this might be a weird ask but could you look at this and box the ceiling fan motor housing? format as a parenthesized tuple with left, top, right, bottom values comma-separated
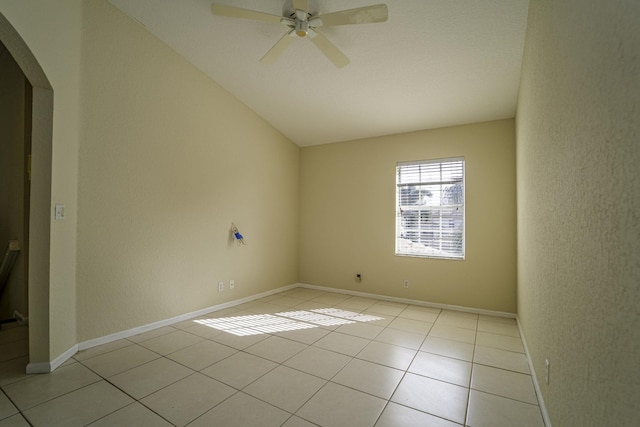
(295, 20, 309, 37)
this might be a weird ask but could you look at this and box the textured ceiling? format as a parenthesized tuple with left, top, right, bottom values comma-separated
(108, 0, 530, 146)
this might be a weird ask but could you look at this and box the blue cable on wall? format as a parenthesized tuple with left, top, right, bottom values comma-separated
(231, 223, 246, 245)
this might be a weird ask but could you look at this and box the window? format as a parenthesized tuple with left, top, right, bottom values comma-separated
(396, 158, 465, 259)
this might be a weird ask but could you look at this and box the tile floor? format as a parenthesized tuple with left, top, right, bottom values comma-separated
(0, 288, 546, 426)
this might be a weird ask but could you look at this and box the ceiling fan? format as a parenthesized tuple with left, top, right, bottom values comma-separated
(211, 0, 388, 68)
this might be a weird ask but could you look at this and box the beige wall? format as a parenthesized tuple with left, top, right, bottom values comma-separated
(0, 0, 82, 362)
(516, 0, 640, 425)
(300, 120, 517, 312)
(0, 42, 27, 319)
(76, 0, 299, 341)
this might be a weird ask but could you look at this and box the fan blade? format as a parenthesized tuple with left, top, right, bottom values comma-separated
(317, 4, 388, 26)
(308, 30, 349, 68)
(260, 30, 296, 64)
(211, 4, 283, 24)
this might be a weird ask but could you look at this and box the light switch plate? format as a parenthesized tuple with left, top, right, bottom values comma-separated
(55, 204, 65, 220)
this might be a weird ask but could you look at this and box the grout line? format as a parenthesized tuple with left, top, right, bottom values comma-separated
(0, 291, 543, 426)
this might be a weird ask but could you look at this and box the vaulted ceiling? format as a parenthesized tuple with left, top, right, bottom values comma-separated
(108, 0, 530, 146)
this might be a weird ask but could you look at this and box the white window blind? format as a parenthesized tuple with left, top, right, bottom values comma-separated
(396, 158, 465, 259)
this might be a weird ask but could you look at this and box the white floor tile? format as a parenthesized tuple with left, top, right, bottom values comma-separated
(0, 390, 18, 420)
(268, 296, 306, 308)
(477, 319, 520, 337)
(434, 314, 478, 331)
(475, 332, 524, 353)
(79, 344, 160, 378)
(428, 323, 476, 344)
(478, 314, 516, 325)
(201, 351, 277, 389)
(375, 328, 426, 350)
(210, 330, 269, 350)
(281, 415, 319, 427)
(310, 293, 352, 305)
(336, 296, 378, 311)
(408, 352, 472, 387)
(313, 331, 370, 356)
(420, 336, 475, 362)
(466, 390, 545, 427)
(367, 302, 406, 317)
(391, 373, 469, 425)
(0, 356, 28, 388)
(127, 326, 177, 343)
(375, 402, 462, 427)
(356, 340, 418, 370)
(387, 317, 434, 334)
(166, 339, 236, 371)
(88, 402, 173, 426)
(332, 358, 404, 399)
(140, 373, 235, 426)
(244, 365, 326, 412)
(0, 288, 542, 427)
(22, 381, 133, 427)
(297, 382, 387, 427)
(137, 330, 203, 355)
(275, 326, 330, 345)
(335, 322, 384, 340)
(181, 322, 226, 340)
(108, 357, 193, 399)
(471, 364, 537, 404)
(3, 363, 101, 411)
(0, 413, 30, 427)
(473, 346, 530, 374)
(398, 308, 440, 323)
(73, 339, 132, 362)
(284, 346, 352, 379)
(187, 392, 289, 427)
(244, 336, 307, 363)
(440, 310, 478, 320)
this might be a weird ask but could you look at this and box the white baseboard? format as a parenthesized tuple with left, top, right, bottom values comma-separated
(37, 282, 517, 374)
(516, 315, 553, 427)
(77, 283, 299, 351)
(34, 283, 298, 373)
(26, 342, 79, 374)
(298, 283, 516, 318)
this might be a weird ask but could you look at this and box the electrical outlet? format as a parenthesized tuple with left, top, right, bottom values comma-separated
(229, 280, 235, 289)
(545, 359, 550, 384)
(218, 281, 224, 292)
(403, 279, 409, 288)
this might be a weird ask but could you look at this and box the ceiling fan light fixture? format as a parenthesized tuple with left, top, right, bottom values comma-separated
(295, 20, 309, 37)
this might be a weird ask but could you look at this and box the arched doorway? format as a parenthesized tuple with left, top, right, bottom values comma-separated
(0, 11, 53, 370)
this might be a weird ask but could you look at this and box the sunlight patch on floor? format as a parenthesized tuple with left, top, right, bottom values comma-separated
(195, 308, 384, 336)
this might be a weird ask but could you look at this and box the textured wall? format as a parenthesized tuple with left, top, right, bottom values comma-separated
(300, 120, 517, 312)
(516, 0, 640, 425)
(76, 0, 299, 341)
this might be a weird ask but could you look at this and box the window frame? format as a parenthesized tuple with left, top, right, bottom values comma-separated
(395, 157, 466, 260)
